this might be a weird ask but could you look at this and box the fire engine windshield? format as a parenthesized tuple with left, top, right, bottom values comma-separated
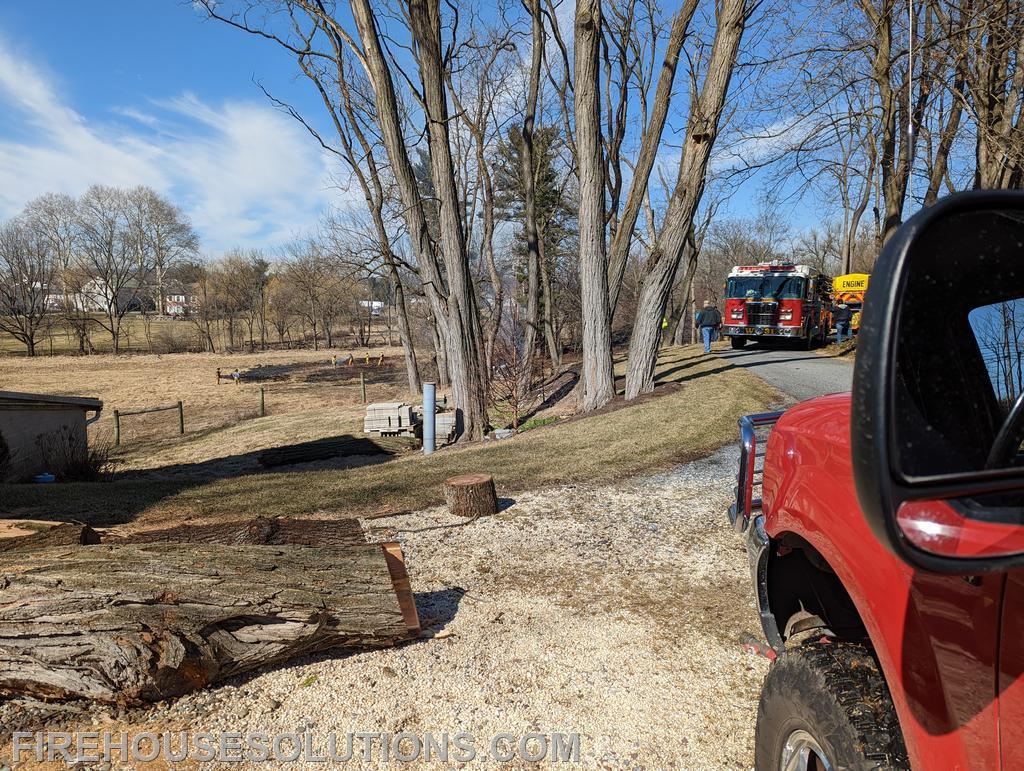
(726, 275, 806, 300)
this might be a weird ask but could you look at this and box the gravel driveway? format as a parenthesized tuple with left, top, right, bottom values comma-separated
(35, 448, 765, 769)
(716, 345, 853, 403)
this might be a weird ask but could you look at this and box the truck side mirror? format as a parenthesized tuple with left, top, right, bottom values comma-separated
(852, 191, 1024, 573)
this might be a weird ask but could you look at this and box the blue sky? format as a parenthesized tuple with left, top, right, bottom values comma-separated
(0, 1, 806, 257)
(0, 1, 341, 253)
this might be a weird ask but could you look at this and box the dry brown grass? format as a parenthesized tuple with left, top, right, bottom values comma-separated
(0, 343, 781, 530)
(0, 345, 414, 472)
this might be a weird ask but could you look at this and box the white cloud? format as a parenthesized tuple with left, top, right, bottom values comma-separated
(710, 118, 813, 174)
(0, 40, 341, 253)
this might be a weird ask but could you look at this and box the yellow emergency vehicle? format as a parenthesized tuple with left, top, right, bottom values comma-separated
(832, 273, 870, 330)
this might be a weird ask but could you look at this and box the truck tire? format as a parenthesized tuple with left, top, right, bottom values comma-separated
(755, 641, 909, 770)
(730, 336, 747, 349)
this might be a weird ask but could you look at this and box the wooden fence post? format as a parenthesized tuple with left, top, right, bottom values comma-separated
(177, 401, 184, 435)
(114, 410, 120, 447)
(259, 387, 266, 417)
(216, 368, 221, 385)
(360, 372, 367, 404)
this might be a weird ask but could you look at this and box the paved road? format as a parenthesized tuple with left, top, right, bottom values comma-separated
(716, 343, 854, 403)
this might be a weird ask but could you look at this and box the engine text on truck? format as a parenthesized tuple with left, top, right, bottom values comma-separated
(722, 262, 832, 349)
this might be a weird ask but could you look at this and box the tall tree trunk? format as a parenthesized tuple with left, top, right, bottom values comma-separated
(390, 265, 421, 394)
(408, 0, 489, 439)
(349, 0, 484, 437)
(671, 256, 696, 346)
(575, 0, 616, 410)
(519, 0, 545, 392)
(607, 0, 699, 314)
(539, 233, 560, 368)
(624, 0, 749, 399)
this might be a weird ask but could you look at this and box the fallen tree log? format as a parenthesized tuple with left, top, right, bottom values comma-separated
(4, 522, 102, 551)
(0, 541, 419, 704)
(117, 516, 366, 547)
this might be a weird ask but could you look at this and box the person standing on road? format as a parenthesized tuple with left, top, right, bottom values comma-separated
(696, 300, 722, 354)
(833, 302, 853, 344)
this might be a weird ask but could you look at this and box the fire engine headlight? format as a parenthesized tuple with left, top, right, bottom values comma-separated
(730, 309, 743, 319)
(779, 309, 793, 321)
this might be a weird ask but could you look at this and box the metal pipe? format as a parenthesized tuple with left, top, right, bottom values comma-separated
(360, 372, 367, 403)
(422, 382, 436, 455)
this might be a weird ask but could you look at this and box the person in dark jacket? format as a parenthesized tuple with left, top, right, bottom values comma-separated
(833, 302, 853, 343)
(696, 300, 722, 353)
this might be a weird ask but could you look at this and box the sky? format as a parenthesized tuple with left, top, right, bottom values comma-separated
(0, 1, 806, 259)
(0, 1, 340, 253)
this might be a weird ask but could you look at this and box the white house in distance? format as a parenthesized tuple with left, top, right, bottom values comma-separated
(163, 281, 196, 316)
(359, 300, 385, 317)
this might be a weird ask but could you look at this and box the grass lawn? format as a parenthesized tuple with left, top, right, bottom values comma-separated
(0, 345, 780, 529)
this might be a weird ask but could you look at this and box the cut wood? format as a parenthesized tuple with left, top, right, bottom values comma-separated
(3, 522, 102, 551)
(443, 473, 498, 518)
(0, 541, 419, 704)
(118, 516, 366, 548)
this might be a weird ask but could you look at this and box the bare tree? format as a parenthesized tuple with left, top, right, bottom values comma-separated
(574, 0, 616, 411)
(74, 185, 153, 354)
(139, 189, 199, 315)
(21, 193, 93, 353)
(0, 219, 55, 356)
(606, 0, 700, 313)
(624, 0, 754, 399)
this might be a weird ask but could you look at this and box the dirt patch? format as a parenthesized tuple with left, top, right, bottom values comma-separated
(0, 520, 52, 539)
(0, 447, 769, 769)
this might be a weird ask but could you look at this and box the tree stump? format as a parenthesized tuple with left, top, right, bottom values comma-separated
(443, 473, 498, 518)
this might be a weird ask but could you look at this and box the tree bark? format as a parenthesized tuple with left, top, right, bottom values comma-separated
(407, 0, 490, 439)
(117, 516, 367, 548)
(347, 0, 457, 397)
(519, 0, 545, 392)
(442, 473, 498, 518)
(575, 0, 616, 411)
(0, 541, 418, 704)
(624, 0, 749, 399)
(539, 234, 561, 368)
(607, 0, 699, 314)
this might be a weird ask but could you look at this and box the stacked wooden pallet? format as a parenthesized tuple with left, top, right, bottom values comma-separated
(364, 402, 416, 436)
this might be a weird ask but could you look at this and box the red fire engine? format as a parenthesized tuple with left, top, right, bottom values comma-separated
(722, 262, 832, 349)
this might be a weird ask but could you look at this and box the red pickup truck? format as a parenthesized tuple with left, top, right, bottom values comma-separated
(730, 191, 1024, 770)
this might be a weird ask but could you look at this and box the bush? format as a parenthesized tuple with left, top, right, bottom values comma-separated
(35, 426, 118, 482)
(153, 326, 202, 354)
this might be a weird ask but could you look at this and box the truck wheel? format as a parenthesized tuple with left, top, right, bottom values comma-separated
(755, 642, 908, 770)
(730, 336, 747, 349)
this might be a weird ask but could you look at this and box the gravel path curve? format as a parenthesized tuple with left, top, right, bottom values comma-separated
(716, 345, 853, 403)
(39, 448, 764, 770)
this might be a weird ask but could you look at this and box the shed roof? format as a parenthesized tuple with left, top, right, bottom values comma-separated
(0, 390, 103, 411)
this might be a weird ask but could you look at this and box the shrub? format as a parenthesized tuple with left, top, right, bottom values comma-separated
(35, 426, 119, 482)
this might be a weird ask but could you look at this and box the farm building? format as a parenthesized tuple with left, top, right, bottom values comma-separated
(0, 391, 103, 482)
